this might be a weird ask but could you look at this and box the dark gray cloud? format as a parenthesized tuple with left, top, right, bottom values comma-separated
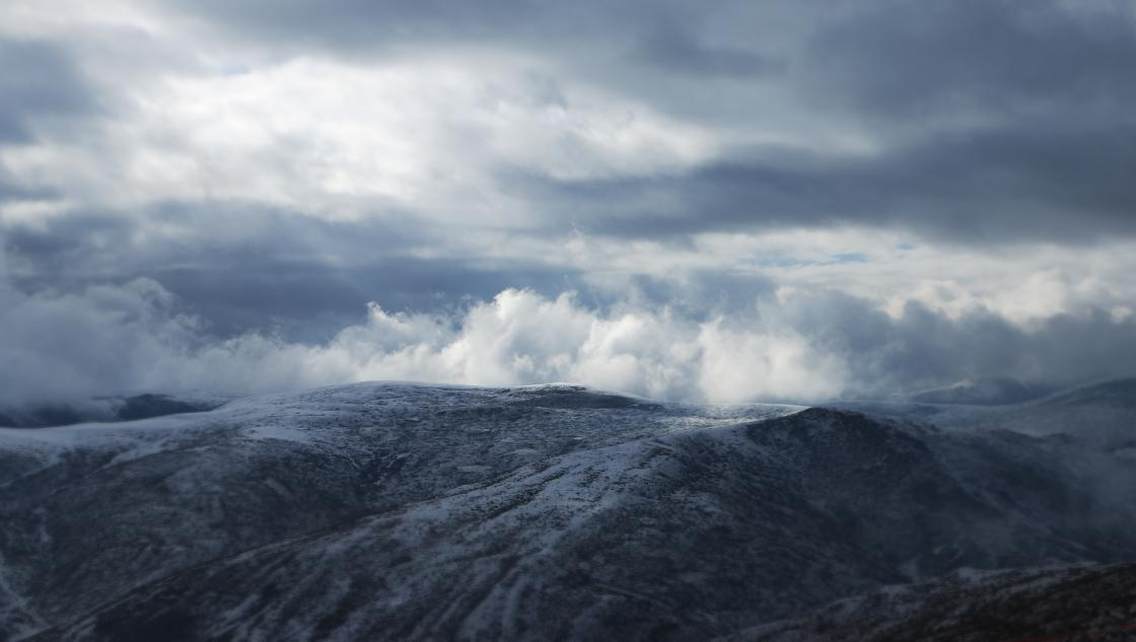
(162, 0, 678, 54)
(765, 289, 1136, 396)
(160, 0, 1136, 245)
(143, 254, 579, 342)
(159, 0, 788, 85)
(0, 38, 96, 143)
(809, 0, 1136, 122)
(0, 165, 58, 208)
(165, 0, 1136, 121)
(3, 204, 581, 341)
(513, 119, 1136, 244)
(613, 270, 778, 319)
(632, 22, 782, 78)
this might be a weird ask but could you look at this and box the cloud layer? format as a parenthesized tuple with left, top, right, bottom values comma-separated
(2, 0, 1135, 403)
(4, 277, 1135, 406)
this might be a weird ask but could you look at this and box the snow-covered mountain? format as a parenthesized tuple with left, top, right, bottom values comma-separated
(2, 382, 1135, 640)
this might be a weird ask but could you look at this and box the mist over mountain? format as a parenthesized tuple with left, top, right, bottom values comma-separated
(907, 377, 1052, 406)
(0, 394, 225, 429)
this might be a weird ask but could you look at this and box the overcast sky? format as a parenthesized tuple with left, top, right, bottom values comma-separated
(2, 0, 1136, 404)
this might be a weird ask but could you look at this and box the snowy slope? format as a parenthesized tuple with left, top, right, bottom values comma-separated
(2, 382, 1135, 640)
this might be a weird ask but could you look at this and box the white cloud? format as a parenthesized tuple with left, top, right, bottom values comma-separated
(289, 289, 845, 403)
(697, 320, 846, 403)
(1, 47, 716, 224)
(4, 272, 1136, 407)
(0, 281, 846, 405)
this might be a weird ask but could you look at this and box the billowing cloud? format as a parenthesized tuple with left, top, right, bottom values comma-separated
(3, 276, 1134, 406)
(0, 279, 838, 404)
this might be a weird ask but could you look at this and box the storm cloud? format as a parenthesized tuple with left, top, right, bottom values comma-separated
(520, 123, 1136, 243)
(1, 0, 1134, 404)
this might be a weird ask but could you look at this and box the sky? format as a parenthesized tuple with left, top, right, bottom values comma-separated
(2, 0, 1136, 405)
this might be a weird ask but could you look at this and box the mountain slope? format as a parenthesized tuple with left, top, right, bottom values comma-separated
(2, 383, 1135, 640)
(987, 379, 1136, 451)
(740, 563, 1136, 642)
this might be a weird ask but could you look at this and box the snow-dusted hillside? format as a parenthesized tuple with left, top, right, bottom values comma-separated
(2, 382, 1135, 641)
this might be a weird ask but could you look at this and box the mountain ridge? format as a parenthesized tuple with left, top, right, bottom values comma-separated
(2, 381, 1135, 640)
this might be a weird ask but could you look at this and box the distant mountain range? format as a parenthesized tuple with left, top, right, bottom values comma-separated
(907, 377, 1053, 406)
(2, 380, 1134, 641)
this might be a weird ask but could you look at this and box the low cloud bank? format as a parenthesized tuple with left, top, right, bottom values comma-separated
(2, 279, 1135, 406)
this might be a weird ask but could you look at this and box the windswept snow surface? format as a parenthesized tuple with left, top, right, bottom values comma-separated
(1, 381, 1135, 640)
